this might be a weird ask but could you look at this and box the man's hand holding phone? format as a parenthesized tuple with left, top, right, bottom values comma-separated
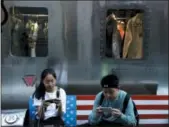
(96, 106, 103, 116)
(111, 108, 122, 117)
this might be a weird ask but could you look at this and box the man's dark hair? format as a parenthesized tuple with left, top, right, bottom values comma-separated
(101, 74, 119, 88)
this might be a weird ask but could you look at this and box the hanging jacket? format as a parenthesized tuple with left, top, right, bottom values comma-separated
(123, 13, 143, 59)
(106, 17, 122, 58)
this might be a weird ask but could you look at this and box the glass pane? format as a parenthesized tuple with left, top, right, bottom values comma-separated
(103, 9, 144, 59)
(10, 7, 48, 57)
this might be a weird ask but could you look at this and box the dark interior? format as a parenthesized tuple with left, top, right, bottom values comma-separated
(10, 7, 48, 57)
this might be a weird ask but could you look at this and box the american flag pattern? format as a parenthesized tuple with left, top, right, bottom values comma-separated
(76, 95, 169, 126)
(63, 95, 77, 127)
(30, 95, 168, 126)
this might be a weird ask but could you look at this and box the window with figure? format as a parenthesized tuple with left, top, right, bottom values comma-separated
(10, 7, 48, 57)
(103, 9, 144, 59)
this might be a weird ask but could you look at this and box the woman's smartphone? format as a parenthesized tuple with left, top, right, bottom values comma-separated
(45, 99, 61, 104)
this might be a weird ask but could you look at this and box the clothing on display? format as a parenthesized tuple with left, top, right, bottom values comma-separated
(123, 13, 143, 59)
(106, 16, 122, 58)
(10, 7, 48, 57)
(105, 10, 143, 59)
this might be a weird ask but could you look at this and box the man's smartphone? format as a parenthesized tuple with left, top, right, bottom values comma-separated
(100, 107, 112, 113)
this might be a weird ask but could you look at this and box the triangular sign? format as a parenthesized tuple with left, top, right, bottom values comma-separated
(23, 75, 36, 87)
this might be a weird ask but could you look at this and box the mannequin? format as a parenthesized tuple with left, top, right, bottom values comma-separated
(106, 13, 122, 58)
(123, 13, 143, 59)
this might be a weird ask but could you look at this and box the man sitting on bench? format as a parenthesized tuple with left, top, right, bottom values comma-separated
(88, 74, 137, 127)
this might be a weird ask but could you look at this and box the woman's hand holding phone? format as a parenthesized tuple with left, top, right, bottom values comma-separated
(43, 101, 51, 107)
(57, 100, 63, 116)
(53, 99, 61, 105)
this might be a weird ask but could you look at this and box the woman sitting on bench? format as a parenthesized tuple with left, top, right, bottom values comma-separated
(33, 68, 66, 127)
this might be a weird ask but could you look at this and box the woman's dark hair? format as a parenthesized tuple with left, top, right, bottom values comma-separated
(33, 68, 57, 99)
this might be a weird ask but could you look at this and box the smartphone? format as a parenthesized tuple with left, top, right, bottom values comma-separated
(100, 107, 112, 112)
(45, 99, 61, 104)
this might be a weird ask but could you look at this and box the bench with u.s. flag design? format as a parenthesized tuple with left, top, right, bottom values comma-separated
(29, 95, 169, 127)
(75, 95, 169, 126)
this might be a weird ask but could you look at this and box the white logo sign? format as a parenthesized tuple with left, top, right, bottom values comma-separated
(5, 114, 18, 124)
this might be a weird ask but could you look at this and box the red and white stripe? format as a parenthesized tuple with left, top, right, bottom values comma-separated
(76, 95, 169, 125)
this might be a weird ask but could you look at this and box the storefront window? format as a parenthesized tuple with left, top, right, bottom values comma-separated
(10, 7, 48, 57)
